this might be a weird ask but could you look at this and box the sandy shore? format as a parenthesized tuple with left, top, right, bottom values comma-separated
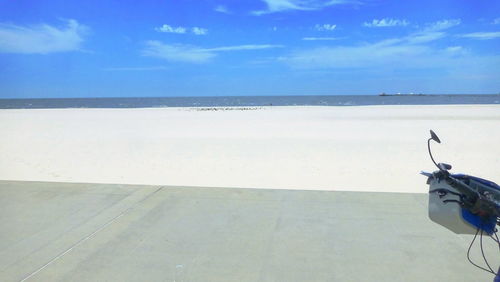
(0, 105, 499, 192)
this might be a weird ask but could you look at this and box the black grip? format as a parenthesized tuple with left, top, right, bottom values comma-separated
(444, 176, 478, 207)
(440, 173, 500, 217)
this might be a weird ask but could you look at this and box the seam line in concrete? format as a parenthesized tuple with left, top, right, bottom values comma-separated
(20, 186, 164, 282)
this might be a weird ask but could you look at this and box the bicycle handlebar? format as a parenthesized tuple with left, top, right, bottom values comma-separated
(433, 170, 500, 218)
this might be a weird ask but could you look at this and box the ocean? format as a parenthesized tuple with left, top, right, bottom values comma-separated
(0, 94, 499, 109)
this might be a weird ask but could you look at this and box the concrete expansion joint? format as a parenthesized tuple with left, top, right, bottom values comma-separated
(19, 185, 165, 282)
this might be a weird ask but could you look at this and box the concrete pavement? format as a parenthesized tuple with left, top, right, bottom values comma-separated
(0, 180, 496, 281)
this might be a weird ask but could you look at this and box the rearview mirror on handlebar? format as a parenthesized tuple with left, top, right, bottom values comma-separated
(430, 130, 441, 143)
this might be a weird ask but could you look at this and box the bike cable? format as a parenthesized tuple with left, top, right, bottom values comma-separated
(467, 228, 497, 275)
(480, 229, 495, 273)
(494, 231, 500, 251)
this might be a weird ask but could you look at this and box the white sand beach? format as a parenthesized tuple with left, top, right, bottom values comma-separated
(1, 105, 500, 281)
(0, 105, 499, 193)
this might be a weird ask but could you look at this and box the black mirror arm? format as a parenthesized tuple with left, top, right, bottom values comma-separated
(427, 138, 440, 169)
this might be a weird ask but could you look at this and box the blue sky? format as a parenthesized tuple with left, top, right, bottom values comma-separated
(0, 0, 499, 98)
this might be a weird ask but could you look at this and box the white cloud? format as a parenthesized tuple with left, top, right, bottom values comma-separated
(314, 24, 336, 31)
(252, 0, 358, 15)
(405, 31, 445, 44)
(142, 41, 282, 63)
(0, 19, 88, 54)
(281, 42, 498, 72)
(155, 24, 208, 35)
(394, 19, 461, 45)
(192, 27, 208, 35)
(425, 19, 461, 31)
(205, 44, 283, 51)
(494, 18, 500, 25)
(279, 43, 500, 88)
(279, 20, 470, 70)
(214, 5, 230, 14)
(280, 44, 430, 69)
(363, 18, 409, 27)
(445, 46, 464, 54)
(254, 0, 312, 14)
(373, 30, 447, 47)
(155, 24, 187, 34)
(103, 66, 169, 71)
(460, 31, 500, 40)
(142, 41, 214, 63)
(303, 37, 341, 41)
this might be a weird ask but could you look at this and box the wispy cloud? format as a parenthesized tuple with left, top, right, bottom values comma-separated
(494, 18, 500, 25)
(142, 42, 214, 63)
(252, 0, 358, 15)
(460, 31, 500, 40)
(363, 18, 409, 27)
(205, 44, 283, 51)
(405, 31, 445, 44)
(103, 66, 169, 71)
(192, 27, 208, 35)
(402, 19, 461, 44)
(280, 44, 429, 69)
(0, 19, 88, 54)
(155, 24, 187, 34)
(424, 19, 461, 31)
(142, 41, 282, 63)
(279, 19, 468, 70)
(214, 5, 231, 14)
(445, 46, 465, 54)
(303, 37, 341, 41)
(155, 24, 208, 35)
(314, 24, 336, 31)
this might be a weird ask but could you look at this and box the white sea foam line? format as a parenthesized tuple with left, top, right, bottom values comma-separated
(20, 187, 163, 282)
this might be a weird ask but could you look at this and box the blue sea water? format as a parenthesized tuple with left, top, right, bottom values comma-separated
(0, 95, 499, 109)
